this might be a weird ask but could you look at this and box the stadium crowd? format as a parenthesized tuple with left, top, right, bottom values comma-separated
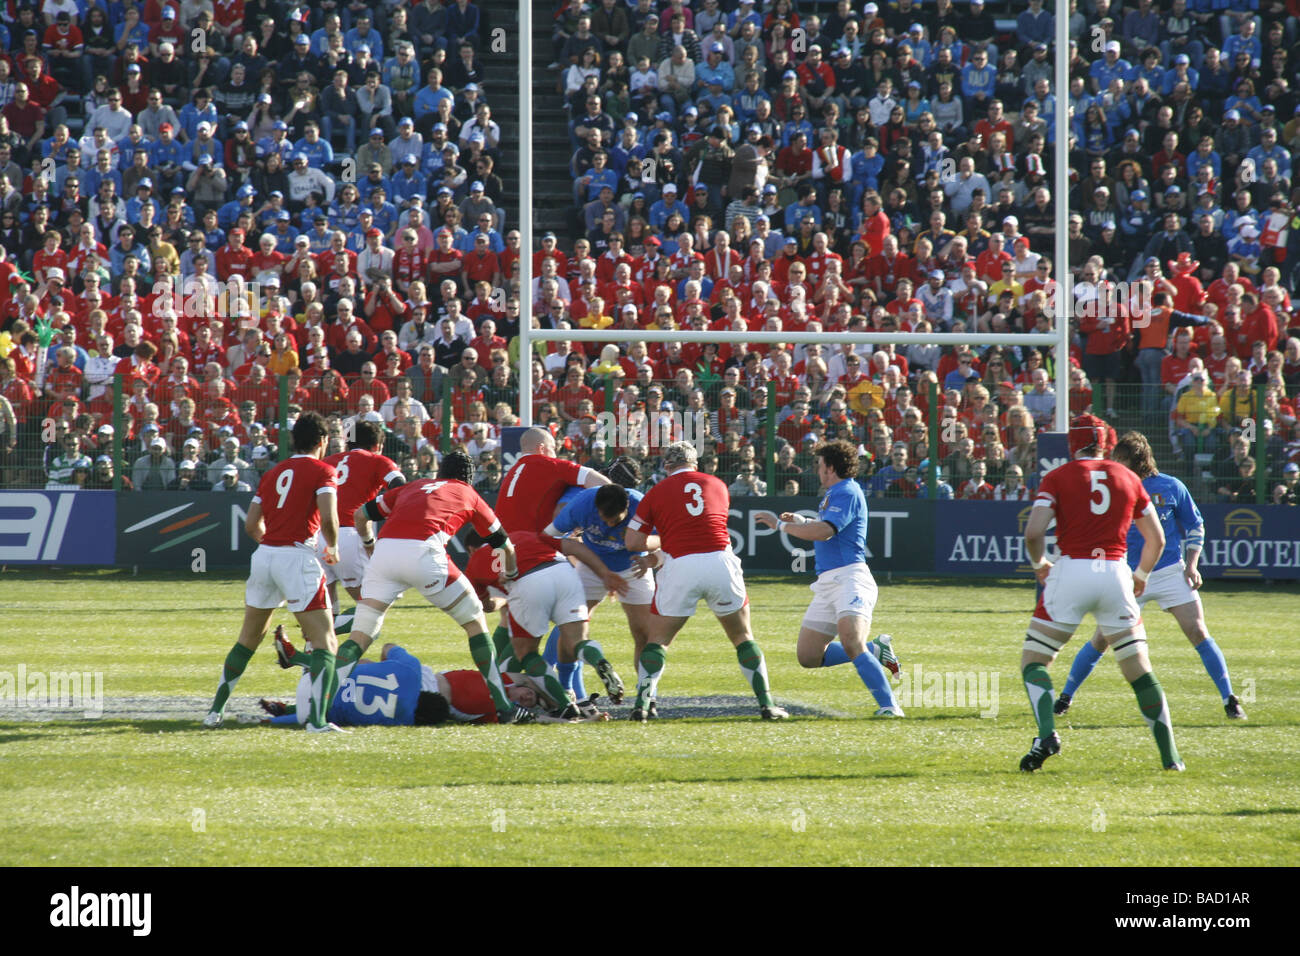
(0, 0, 1298, 507)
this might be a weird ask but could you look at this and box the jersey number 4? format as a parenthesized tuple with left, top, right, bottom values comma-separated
(1089, 471, 1111, 515)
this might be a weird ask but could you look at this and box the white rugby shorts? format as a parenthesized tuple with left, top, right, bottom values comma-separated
(319, 526, 370, 589)
(507, 561, 589, 638)
(802, 563, 879, 634)
(1137, 561, 1201, 611)
(245, 543, 330, 613)
(1036, 556, 1141, 630)
(361, 537, 481, 621)
(576, 560, 656, 605)
(651, 550, 748, 618)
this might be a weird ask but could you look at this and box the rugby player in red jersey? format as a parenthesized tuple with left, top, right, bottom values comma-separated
(204, 412, 342, 731)
(625, 441, 788, 721)
(1018, 415, 1183, 771)
(319, 420, 404, 608)
(345, 451, 528, 723)
(494, 426, 609, 535)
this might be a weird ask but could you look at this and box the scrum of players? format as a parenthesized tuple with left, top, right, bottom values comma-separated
(204, 413, 1242, 770)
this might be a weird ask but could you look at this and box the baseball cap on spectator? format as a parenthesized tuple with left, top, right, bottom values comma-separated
(443, 143, 459, 154)
(366, 227, 382, 237)
(222, 464, 239, 477)
(269, 120, 286, 131)
(784, 235, 798, 246)
(1131, 190, 1147, 201)
(643, 236, 661, 246)
(1262, 104, 1276, 113)
(277, 211, 291, 221)
(663, 183, 678, 193)
(1100, 220, 1116, 230)
(1105, 40, 1120, 53)
(98, 424, 114, 436)
(127, 63, 141, 74)
(269, 190, 284, 199)
(864, 2, 879, 13)
(437, 186, 453, 196)
(292, 152, 308, 163)
(1165, 185, 1182, 195)
(1225, 109, 1241, 120)
(1003, 216, 1018, 226)
(470, 181, 485, 192)
(252, 446, 269, 460)
(94, 454, 112, 466)
(763, 183, 778, 194)
(1284, 462, 1299, 475)
(622, 304, 638, 315)
(464, 83, 479, 92)
(178, 460, 196, 471)
(1145, 256, 1160, 266)
(228, 227, 246, 238)
(162, 6, 175, 18)
(150, 437, 167, 450)
(433, 122, 447, 131)
(542, 231, 557, 240)
(264, 275, 281, 287)
(258, 93, 272, 104)
(399, 117, 414, 127)
(46, 266, 65, 282)
(1125, 128, 1140, 139)
(782, 70, 797, 80)
(356, 44, 371, 54)
(237, 184, 256, 197)
(929, 270, 945, 280)
(683, 105, 698, 116)
(233, 120, 249, 132)
(198, 154, 213, 165)
(710, 42, 724, 52)
(1094, 185, 1109, 195)
(294, 34, 310, 45)
(655, 111, 672, 122)
(370, 128, 384, 138)
(1175, 54, 1190, 64)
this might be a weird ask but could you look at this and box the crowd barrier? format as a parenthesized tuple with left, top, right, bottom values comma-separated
(3, 492, 1296, 580)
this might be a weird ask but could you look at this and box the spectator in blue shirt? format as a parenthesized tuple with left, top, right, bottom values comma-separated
(1089, 42, 1131, 94)
(649, 183, 690, 231)
(343, 12, 385, 60)
(389, 157, 428, 207)
(293, 124, 336, 170)
(1222, 19, 1262, 71)
(960, 48, 996, 116)
(1017, 0, 1053, 49)
(444, 0, 482, 51)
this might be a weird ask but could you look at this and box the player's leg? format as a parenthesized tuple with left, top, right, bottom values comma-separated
(490, 609, 515, 670)
(455, 610, 521, 720)
(1102, 624, 1184, 769)
(511, 631, 571, 710)
(551, 599, 602, 701)
(560, 617, 623, 704)
(717, 604, 785, 719)
(206, 604, 276, 725)
(621, 600, 655, 671)
(1168, 598, 1243, 717)
(1055, 627, 1108, 714)
(633, 612, 686, 719)
(838, 614, 902, 715)
(1018, 619, 1076, 770)
(343, 597, 390, 679)
(295, 606, 340, 731)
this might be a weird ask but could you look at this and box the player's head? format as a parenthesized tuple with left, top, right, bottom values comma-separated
(438, 450, 475, 483)
(353, 420, 383, 451)
(291, 411, 329, 454)
(1068, 414, 1110, 458)
(595, 483, 630, 526)
(520, 426, 556, 457)
(813, 439, 859, 479)
(413, 691, 451, 725)
(1112, 430, 1158, 478)
(662, 440, 698, 472)
(605, 454, 642, 488)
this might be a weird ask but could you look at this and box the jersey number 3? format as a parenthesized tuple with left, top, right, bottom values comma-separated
(1089, 471, 1111, 515)
(684, 482, 705, 516)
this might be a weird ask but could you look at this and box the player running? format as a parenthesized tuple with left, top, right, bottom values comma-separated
(1055, 431, 1245, 719)
(320, 420, 405, 629)
(1019, 414, 1183, 772)
(204, 412, 342, 732)
(625, 440, 789, 721)
(340, 451, 527, 723)
(261, 642, 579, 726)
(756, 439, 904, 716)
(543, 456, 657, 679)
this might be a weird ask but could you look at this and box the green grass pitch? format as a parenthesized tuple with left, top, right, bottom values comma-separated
(1, 569, 1296, 867)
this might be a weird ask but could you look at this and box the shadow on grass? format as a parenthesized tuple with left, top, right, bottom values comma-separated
(1153, 807, 1300, 817)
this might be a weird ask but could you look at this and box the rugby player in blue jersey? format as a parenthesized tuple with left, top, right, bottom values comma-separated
(756, 439, 904, 716)
(535, 457, 653, 705)
(261, 642, 553, 727)
(1055, 431, 1246, 720)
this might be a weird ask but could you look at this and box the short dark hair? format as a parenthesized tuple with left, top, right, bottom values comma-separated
(291, 411, 328, 452)
(354, 420, 383, 450)
(413, 691, 451, 725)
(815, 439, 859, 479)
(595, 483, 630, 518)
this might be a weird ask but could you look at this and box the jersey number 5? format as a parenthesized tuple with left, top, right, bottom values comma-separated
(1089, 471, 1111, 515)
(684, 482, 705, 516)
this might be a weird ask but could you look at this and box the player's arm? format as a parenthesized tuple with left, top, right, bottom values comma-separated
(1131, 503, 1165, 598)
(559, 536, 629, 595)
(245, 499, 265, 543)
(1024, 501, 1055, 583)
(579, 465, 611, 488)
(491, 532, 518, 582)
(318, 488, 339, 562)
(1176, 488, 1206, 590)
(755, 510, 835, 541)
(356, 497, 383, 549)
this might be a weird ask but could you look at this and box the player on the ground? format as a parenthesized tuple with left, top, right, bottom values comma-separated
(1019, 414, 1182, 771)
(204, 411, 342, 731)
(495, 426, 610, 535)
(755, 439, 904, 716)
(624, 440, 789, 721)
(543, 456, 657, 685)
(320, 420, 404, 633)
(261, 642, 586, 726)
(1055, 431, 1245, 719)
(499, 527, 629, 717)
(340, 451, 527, 723)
